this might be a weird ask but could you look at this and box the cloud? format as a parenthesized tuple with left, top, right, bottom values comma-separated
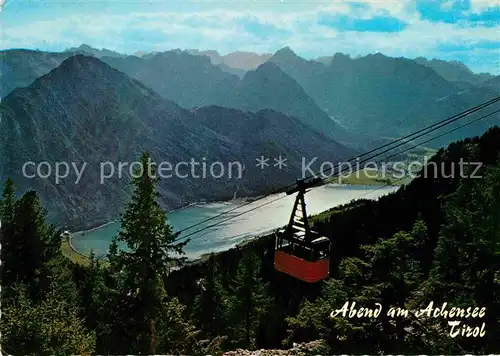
(240, 18, 292, 40)
(348, 2, 371, 11)
(118, 28, 170, 48)
(416, 0, 499, 27)
(470, 0, 500, 12)
(467, 7, 500, 27)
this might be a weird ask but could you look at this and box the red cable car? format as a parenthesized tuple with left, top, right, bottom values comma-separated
(274, 178, 331, 283)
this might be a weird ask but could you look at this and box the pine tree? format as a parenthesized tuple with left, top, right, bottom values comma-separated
(1, 185, 61, 301)
(12, 192, 50, 294)
(228, 251, 270, 349)
(1, 283, 96, 355)
(1, 178, 17, 289)
(422, 164, 500, 354)
(156, 296, 203, 355)
(286, 221, 429, 354)
(0, 178, 16, 224)
(112, 152, 189, 354)
(192, 254, 229, 339)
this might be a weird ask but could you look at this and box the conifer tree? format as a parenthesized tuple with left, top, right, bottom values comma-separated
(192, 253, 229, 339)
(286, 221, 429, 353)
(12, 192, 51, 294)
(156, 296, 204, 355)
(228, 251, 270, 349)
(112, 152, 189, 354)
(1, 178, 17, 288)
(423, 164, 500, 354)
(1, 184, 61, 301)
(1, 283, 96, 355)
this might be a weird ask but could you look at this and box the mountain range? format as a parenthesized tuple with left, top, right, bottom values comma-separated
(3, 45, 498, 143)
(0, 49, 73, 98)
(413, 57, 495, 86)
(0, 55, 354, 229)
(268, 48, 499, 142)
(69, 50, 356, 146)
(64, 44, 127, 59)
(186, 49, 272, 76)
(1, 45, 499, 228)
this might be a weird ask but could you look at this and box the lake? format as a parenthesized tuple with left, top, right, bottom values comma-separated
(71, 184, 399, 260)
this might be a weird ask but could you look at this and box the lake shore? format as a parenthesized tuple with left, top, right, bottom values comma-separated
(65, 195, 266, 261)
(70, 195, 264, 236)
(65, 184, 401, 264)
(69, 177, 404, 238)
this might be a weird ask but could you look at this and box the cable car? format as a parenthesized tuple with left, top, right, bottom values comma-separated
(274, 178, 331, 283)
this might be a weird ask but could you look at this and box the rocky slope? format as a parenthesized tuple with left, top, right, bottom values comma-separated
(413, 57, 494, 85)
(268, 48, 500, 145)
(3, 47, 497, 149)
(0, 49, 72, 98)
(0, 55, 354, 230)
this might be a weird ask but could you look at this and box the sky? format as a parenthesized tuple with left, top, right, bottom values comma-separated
(1, 0, 499, 74)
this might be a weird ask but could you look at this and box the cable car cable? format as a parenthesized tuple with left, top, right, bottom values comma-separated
(304, 102, 500, 189)
(173, 97, 500, 237)
(172, 97, 500, 237)
(173, 101, 500, 242)
(172, 107, 500, 243)
(194, 109, 500, 268)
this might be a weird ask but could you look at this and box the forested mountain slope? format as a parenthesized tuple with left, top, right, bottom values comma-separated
(0, 55, 354, 230)
(166, 126, 500, 354)
(2, 126, 499, 355)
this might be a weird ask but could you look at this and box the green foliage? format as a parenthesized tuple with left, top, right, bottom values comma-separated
(0, 184, 88, 354)
(1, 284, 96, 355)
(106, 152, 194, 354)
(0, 178, 16, 224)
(2, 127, 500, 355)
(112, 152, 188, 276)
(1, 184, 62, 301)
(192, 254, 229, 339)
(287, 160, 500, 354)
(287, 221, 441, 353)
(420, 163, 500, 354)
(1, 178, 17, 288)
(156, 296, 204, 355)
(226, 251, 271, 349)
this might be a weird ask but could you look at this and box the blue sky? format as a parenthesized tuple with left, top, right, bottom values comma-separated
(1, 0, 499, 74)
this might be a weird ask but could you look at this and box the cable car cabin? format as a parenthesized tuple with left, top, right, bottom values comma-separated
(274, 179, 331, 283)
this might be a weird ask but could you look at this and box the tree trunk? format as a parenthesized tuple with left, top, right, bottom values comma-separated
(150, 319, 157, 354)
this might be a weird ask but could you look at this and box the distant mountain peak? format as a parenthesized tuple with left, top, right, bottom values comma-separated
(64, 44, 125, 58)
(255, 61, 280, 71)
(413, 56, 494, 85)
(268, 47, 308, 69)
(332, 52, 351, 60)
(188, 49, 221, 57)
(65, 44, 95, 52)
(416, 57, 473, 73)
(273, 46, 298, 59)
(368, 52, 389, 59)
(151, 50, 213, 66)
(60, 54, 110, 70)
(243, 61, 290, 83)
(329, 52, 352, 66)
(276, 46, 295, 54)
(33, 54, 130, 89)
